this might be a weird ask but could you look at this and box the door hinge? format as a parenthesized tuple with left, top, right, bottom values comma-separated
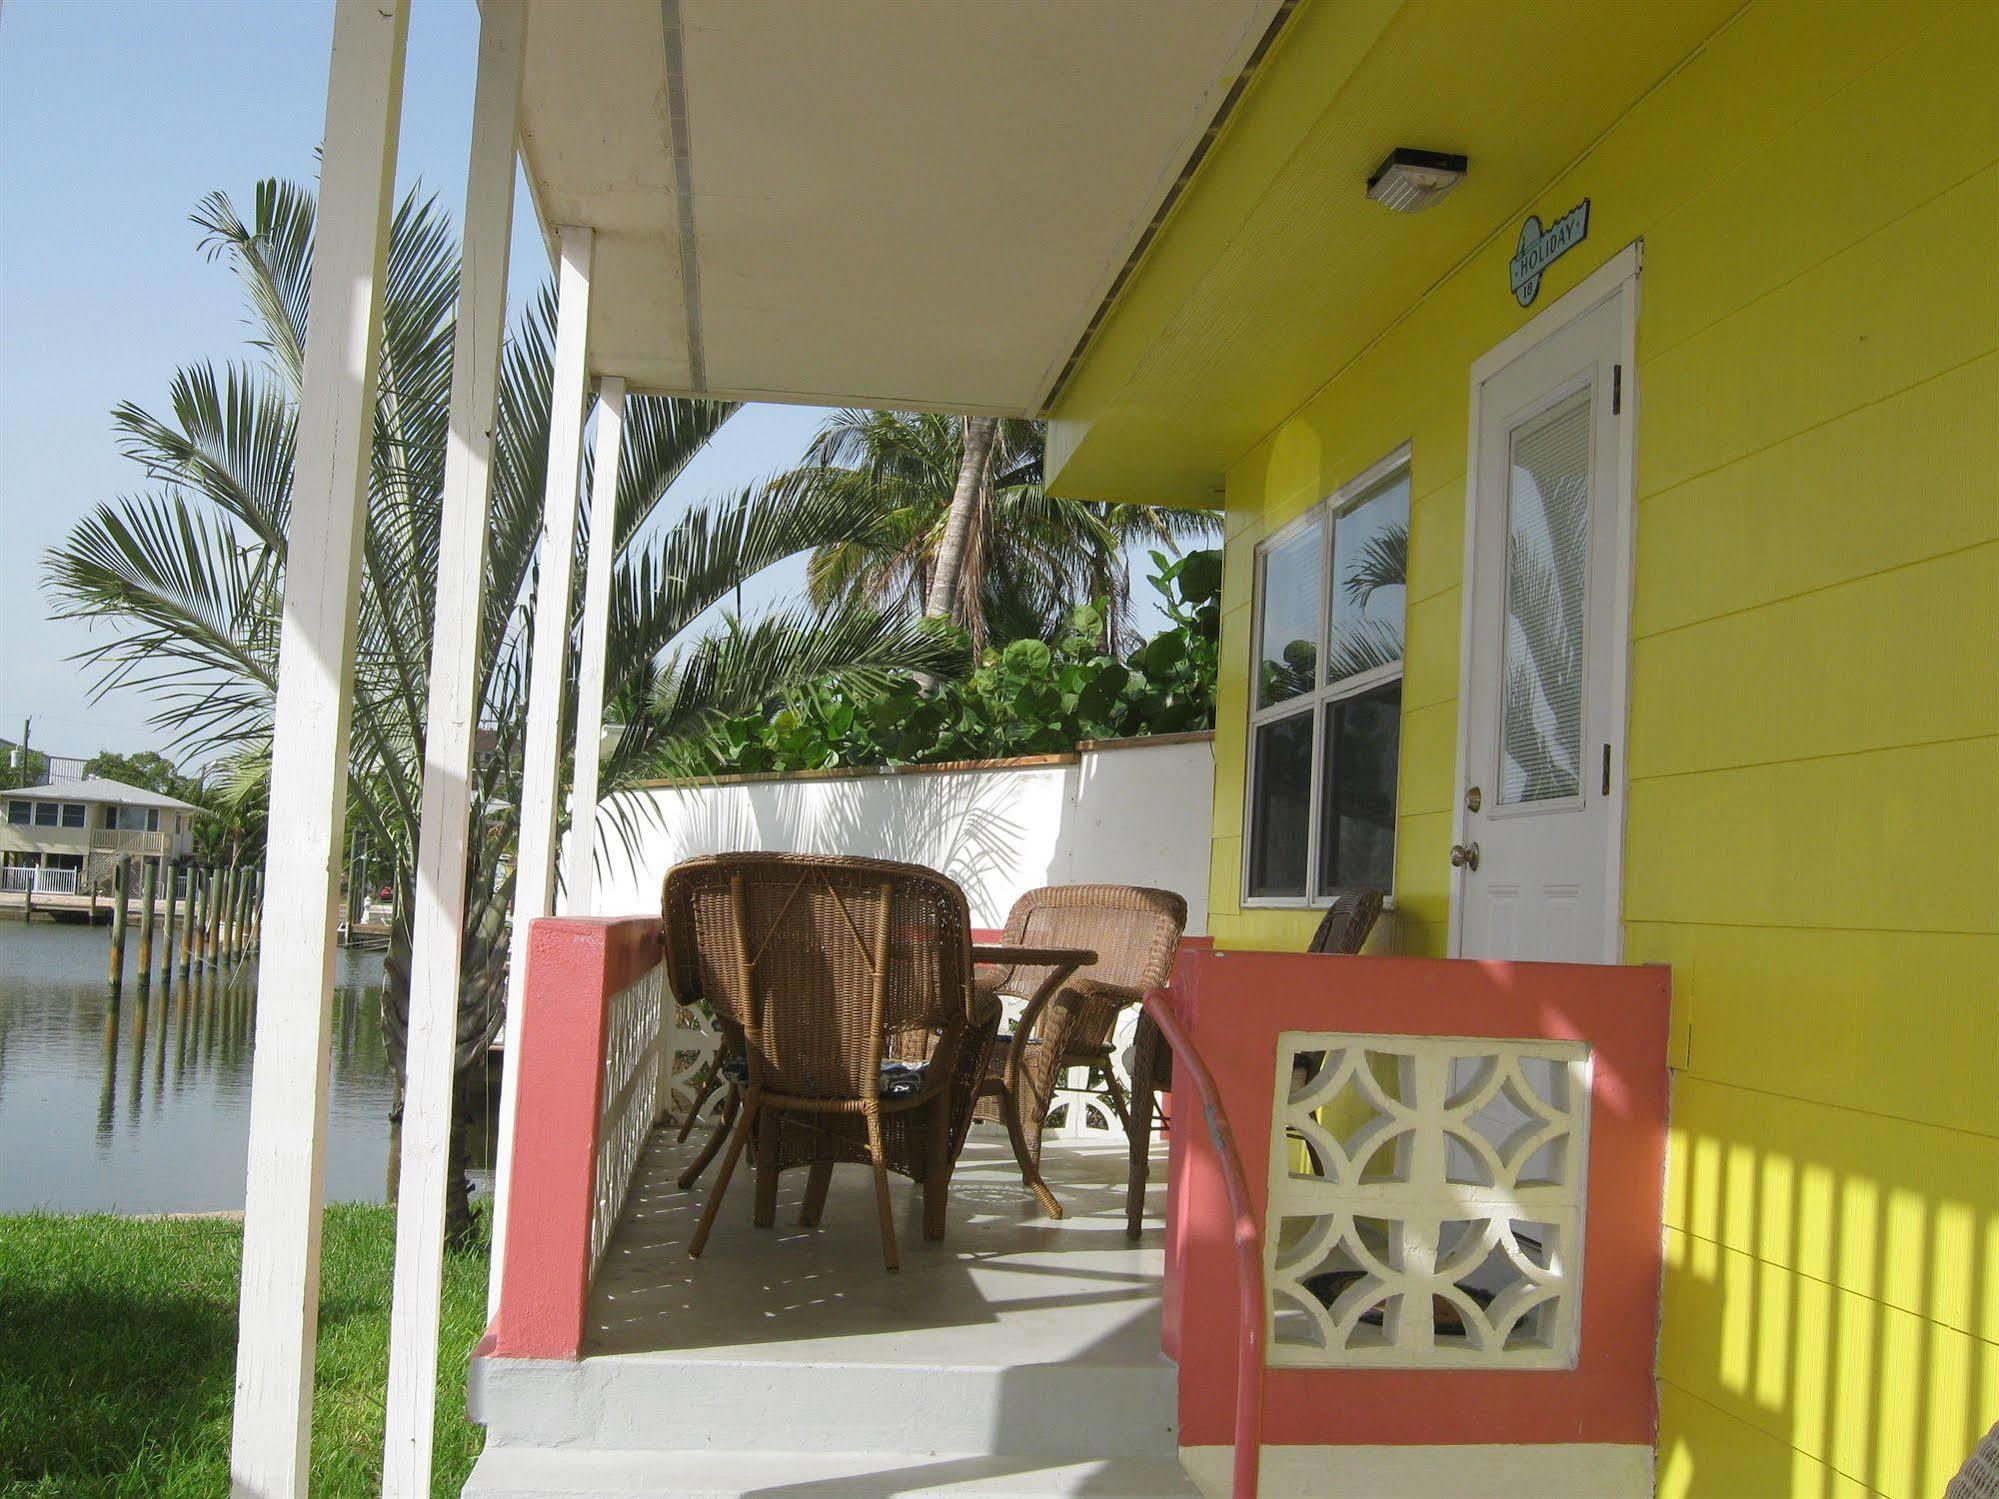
(1611, 364, 1623, 415)
(1602, 743, 1613, 797)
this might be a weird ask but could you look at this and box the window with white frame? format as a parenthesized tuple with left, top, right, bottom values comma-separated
(6, 801, 28, 825)
(60, 803, 86, 828)
(1245, 448, 1409, 904)
(33, 801, 58, 827)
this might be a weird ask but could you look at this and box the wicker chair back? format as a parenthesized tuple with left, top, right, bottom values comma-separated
(664, 852, 976, 1102)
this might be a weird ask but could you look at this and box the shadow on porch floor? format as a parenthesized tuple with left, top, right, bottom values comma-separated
(587, 1127, 1167, 1364)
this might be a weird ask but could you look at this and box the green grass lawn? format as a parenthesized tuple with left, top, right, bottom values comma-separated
(0, 1204, 488, 1496)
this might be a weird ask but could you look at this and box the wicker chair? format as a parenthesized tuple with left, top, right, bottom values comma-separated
(971, 885, 1187, 1219)
(1123, 886, 1384, 1238)
(663, 853, 997, 1272)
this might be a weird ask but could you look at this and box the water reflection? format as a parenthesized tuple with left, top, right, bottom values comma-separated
(0, 920, 497, 1215)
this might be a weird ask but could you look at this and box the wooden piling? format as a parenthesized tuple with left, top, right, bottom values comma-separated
(226, 867, 243, 961)
(161, 866, 178, 987)
(108, 859, 130, 991)
(249, 868, 264, 951)
(205, 868, 224, 965)
(177, 870, 196, 980)
(192, 868, 208, 965)
(136, 861, 159, 981)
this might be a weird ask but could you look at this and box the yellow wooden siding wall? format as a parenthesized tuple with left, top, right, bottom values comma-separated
(1207, 0, 1999, 1492)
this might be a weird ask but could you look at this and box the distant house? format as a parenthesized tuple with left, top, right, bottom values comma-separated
(0, 777, 199, 893)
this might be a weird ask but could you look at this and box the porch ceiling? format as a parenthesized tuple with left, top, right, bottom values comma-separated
(1042, 0, 1741, 507)
(514, 0, 1288, 415)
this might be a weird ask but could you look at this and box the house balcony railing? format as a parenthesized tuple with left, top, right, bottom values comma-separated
(90, 828, 172, 856)
(479, 917, 1671, 1497)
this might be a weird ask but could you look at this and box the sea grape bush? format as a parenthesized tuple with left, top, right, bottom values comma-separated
(685, 549, 1221, 775)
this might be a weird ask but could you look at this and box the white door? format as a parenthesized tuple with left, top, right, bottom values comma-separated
(1452, 268, 1635, 963)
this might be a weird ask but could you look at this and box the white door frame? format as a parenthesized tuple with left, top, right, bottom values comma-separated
(1447, 240, 1642, 964)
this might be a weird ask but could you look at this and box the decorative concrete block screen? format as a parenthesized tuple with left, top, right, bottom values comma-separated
(1266, 1034, 1590, 1369)
(1164, 949, 1668, 1458)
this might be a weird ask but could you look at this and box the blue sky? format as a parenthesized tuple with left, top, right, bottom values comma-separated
(0, 0, 833, 765)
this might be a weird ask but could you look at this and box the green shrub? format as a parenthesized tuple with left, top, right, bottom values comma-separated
(687, 548, 1220, 775)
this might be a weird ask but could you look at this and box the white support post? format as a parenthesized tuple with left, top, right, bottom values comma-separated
(487, 225, 595, 1313)
(381, 3, 524, 1492)
(227, 0, 407, 1492)
(563, 376, 625, 915)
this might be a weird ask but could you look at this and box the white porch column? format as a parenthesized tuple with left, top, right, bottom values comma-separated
(563, 375, 625, 915)
(227, 0, 407, 1492)
(381, 2, 524, 1492)
(487, 224, 595, 1312)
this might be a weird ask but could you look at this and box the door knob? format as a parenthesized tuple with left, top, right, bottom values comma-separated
(1464, 785, 1482, 813)
(1450, 841, 1481, 871)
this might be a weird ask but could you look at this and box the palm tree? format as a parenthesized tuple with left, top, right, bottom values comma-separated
(924, 416, 999, 625)
(780, 410, 1220, 654)
(45, 177, 961, 1232)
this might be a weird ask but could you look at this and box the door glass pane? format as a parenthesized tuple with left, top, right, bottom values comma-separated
(1318, 679, 1402, 892)
(1499, 387, 1591, 804)
(1247, 712, 1314, 896)
(1256, 518, 1322, 708)
(1327, 472, 1410, 684)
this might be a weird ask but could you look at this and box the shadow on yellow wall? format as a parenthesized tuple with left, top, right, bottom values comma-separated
(1659, 1113, 1997, 1498)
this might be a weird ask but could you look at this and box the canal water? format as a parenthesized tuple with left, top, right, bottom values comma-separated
(0, 918, 495, 1215)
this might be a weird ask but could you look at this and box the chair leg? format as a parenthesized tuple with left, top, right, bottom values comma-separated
(864, 1106, 899, 1272)
(800, 1159, 833, 1226)
(1099, 1066, 1134, 1133)
(753, 1108, 781, 1227)
(1125, 1070, 1157, 1240)
(1002, 1089, 1064, 1220)
(677, 1085, 738, 1191)
(688, 1098, 757, 1259)
(675, 1065, 722, 1144)
(922, 1095, 952, 1242)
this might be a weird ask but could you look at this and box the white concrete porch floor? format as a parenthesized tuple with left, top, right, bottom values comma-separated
(467, 1125, 1198, 1497)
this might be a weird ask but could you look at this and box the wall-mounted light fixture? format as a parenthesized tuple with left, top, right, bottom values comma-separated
(1366, 148, 1469, 213)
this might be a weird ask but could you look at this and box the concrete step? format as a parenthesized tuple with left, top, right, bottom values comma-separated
(462, 1445, 1201, 1498)
(469, 1349, 1180, 1458)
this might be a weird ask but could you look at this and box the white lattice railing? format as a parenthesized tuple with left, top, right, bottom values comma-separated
(589, 961, 666, 1273)
(1265, 1032, 1592, 1370)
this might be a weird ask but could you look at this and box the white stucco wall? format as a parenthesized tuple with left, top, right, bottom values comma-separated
(570, 734, 1213, 934)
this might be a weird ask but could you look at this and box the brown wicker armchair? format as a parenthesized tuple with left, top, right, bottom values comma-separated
(972, 885, 1187, 1219)
(1123, 886, 1384, 1238)
(663, 853, 998, 1272)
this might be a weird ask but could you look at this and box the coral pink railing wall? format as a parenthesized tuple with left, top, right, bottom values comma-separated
(1160, 948, 1671, 1455)
(489, 915, 664, 1360)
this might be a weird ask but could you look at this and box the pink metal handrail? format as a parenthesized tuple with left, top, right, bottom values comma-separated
(1143, 989, 1263, 1499)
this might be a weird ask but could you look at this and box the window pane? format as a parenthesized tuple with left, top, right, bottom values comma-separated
(33, 802, 57, 826)
(6, 801, 27, 825)
(1327, 472, 1410, 684)
(1256, 518, 1322, 707)
(61, 803, 85, 828)
(1247, 712, 1315, 897)
(1499, 388, 1591, 804)
(1318, 679, 1402, 893)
